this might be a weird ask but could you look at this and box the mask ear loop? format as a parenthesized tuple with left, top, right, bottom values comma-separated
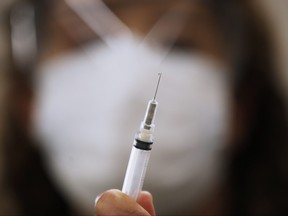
(65, 0, 135, 49)
(65, 0, 188, 64)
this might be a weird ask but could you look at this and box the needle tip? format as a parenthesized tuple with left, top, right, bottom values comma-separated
(153, 72, 162, 100)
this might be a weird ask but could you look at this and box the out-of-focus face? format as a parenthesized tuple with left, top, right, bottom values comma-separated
(32, 0, 233, 215)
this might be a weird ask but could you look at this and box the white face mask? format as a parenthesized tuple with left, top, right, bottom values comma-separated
(32, 36, 230, 215)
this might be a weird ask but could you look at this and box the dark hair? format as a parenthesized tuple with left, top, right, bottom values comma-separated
(4, 0, 71, 215)
(220, 1, 288, 215)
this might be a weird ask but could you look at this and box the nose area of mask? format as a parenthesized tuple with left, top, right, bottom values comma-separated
(32, 38, 230, 214)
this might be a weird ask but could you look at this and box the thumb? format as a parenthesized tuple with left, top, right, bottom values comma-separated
(95, 189, 152, 216)
(137, 191, 156, 216)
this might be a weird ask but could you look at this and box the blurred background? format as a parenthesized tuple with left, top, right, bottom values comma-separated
(0, 0, 288, 215)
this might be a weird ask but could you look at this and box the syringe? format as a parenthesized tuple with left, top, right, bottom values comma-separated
(122, 73, 162, 200)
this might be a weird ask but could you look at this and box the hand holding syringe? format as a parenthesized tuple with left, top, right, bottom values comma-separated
(122, 72, 162, 200)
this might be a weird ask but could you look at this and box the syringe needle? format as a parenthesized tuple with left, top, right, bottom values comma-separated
(153, 72, 162, 100)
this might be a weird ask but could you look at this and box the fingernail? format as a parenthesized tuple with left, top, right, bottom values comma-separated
(95, 193, 103, 207)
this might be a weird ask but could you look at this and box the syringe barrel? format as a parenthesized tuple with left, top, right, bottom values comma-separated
(122, 145, 151, 200)
(122, 99, 157, 200)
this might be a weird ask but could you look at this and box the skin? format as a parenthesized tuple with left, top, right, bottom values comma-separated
(95, 190, 155, 216)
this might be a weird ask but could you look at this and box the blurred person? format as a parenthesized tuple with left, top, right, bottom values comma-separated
(3, 0, 288, 215)
(33, 1, 231, 215)
(0, 0, 23, 214)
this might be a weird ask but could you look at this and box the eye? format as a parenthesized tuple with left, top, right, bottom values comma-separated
(170, 39, 197, 52)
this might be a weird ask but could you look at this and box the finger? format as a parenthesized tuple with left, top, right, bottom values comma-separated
(137, 191, 156, 216)
(95, 189, 151, 216)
